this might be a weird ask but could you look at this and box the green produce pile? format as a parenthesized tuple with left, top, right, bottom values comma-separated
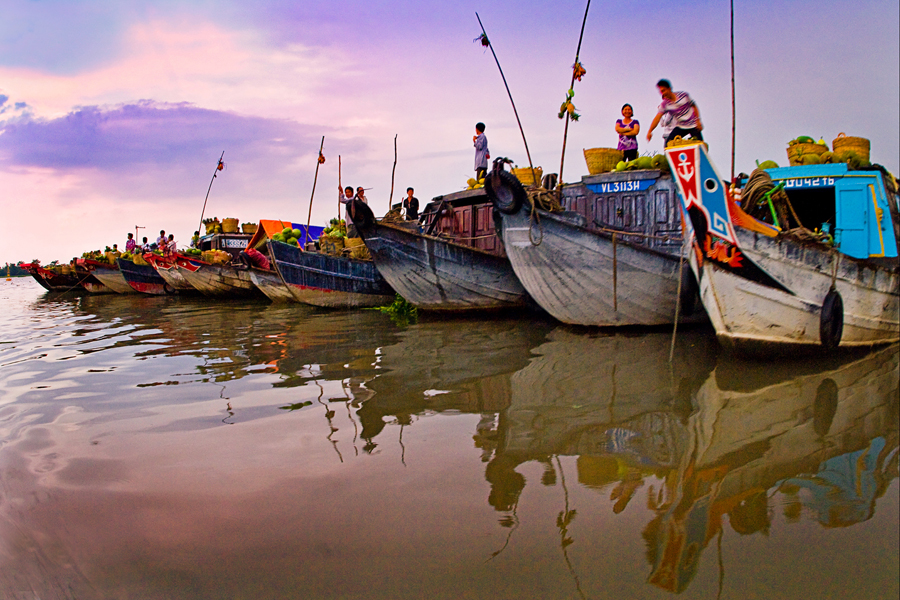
(272, 226, 305, 246)
(321, 219, 346, 239)
(182, 248, 203, 257)
(614, 155, 671, 173)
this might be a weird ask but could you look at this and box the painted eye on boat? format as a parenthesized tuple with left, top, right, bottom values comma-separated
(704, 178, 718, 192)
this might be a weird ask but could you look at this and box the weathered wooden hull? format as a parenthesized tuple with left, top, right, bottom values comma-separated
(268, 240, 394, 308)
(88, 265, 136, 293)
(692, 228, 900, 352)
(175, 257, 264, 298)
(355, 220, 528, 311)
(24, 268, 82, 292)
(496, 206, 703, 326)
(247, 267, 296, 302)
(145, 254, 199, 292)
(117, 258, 175, 295)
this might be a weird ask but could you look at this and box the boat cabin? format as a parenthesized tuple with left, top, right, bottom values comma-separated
(197, 233, 253, 260)
(561, 169, 684, 253)
(745, 164, 899, 260)
(419, 189, 503, 255)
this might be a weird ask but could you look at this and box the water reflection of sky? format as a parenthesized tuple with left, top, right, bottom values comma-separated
(0, 280, 897, 599)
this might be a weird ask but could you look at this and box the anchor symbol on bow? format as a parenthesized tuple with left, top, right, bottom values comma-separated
(677, 159, 693, 181)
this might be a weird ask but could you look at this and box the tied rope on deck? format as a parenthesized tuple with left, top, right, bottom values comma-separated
(741, 168, 803, 230)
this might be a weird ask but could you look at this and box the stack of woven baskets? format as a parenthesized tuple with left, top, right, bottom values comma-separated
(787, 142, 828, 166)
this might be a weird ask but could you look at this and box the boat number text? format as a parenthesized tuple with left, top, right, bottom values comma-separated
(588, 179, 655, 194)
(780, 177, 836, 190)
(223, 239, 245, 248)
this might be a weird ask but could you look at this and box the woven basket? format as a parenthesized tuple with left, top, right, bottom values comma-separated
(320, 236, 345, 256)
(241, 223, 258, 234)
(510, 166, 543, 187)
(344, 237, 370, 260)
(832, 133, 870, 162)
(584, 148, 623, 175)
(221, 218, 239, 233)
(666, 136, 709, 152)
(787, 142, 828, 166)
(204, 221, 219, 234)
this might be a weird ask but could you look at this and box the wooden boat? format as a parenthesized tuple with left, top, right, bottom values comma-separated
(19, 262, 83, 292)
(243, 219, 325, 302)
(170, 253, 260, 298)
(144, 253, 200, 294)
(268, 239, 394, 308)
(484, 167, 703, 326)
(348, 190, 529, 311)
(76, 258, 136, 294)
(73, 261, 116, 294)
(665, 142, 899, 353)
(117, 256, 176, 295)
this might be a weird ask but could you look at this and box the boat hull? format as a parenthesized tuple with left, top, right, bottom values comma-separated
(268, 240, 394, 308)
(497, 206, 701, 326)
(117, 258, 175, 295)
(357, 221, 528, 311)
(693, 228, 900, 352)
(146, 254, 200, 293)
(247, 267, 296, 302)
(175, 257, 263, 298)
(89, 265, 136, 293)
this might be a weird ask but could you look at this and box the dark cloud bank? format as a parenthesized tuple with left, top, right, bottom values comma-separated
(0, 101, 325, 172)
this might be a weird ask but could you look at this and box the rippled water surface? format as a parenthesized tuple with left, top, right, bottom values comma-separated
(1, 279, 897, 599)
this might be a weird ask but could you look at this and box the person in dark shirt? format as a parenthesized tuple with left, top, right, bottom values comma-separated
(403, 187, 419, 221)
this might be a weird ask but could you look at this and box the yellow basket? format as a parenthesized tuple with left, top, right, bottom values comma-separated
(241, 223, 258, 234)
(204, 220, 219, 235)
(666, 136, 709, 152)
(832, 133, 870, 162)
(584, 148, 623, 175)
(132, 254, 149, 266)
(344, 237, 370, 260)
(221, 218, 239, 233)
(510, 166, 543, 187)
(787, 142, 828, 166)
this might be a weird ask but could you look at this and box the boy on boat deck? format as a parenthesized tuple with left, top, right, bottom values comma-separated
(474, 122, 490, 181)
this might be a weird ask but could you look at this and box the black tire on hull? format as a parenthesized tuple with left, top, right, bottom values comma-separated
(819, 287, 844, 350)
(484, 168, 527, 215)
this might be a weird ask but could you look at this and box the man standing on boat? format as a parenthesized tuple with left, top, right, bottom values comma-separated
(474, 122, 490, 181)
(156, 230, 167, 249)
(646, 79, 703, 146)
(403, 187, 419, 221)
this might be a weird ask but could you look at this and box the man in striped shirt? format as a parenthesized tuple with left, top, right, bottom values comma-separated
(646, 79, 703, 146)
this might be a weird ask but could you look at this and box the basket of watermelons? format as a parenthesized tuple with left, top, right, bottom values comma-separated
(787, 136, 828, 166)
(831, 133, 870, 163)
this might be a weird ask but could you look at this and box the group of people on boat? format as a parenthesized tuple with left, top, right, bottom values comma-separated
(615, 79, 704, 160)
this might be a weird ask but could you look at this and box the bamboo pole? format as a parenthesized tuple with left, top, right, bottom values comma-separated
(338, 155, 342, 221)
(198, 151, 225, 233)
(730, 0, 736, 182)
(558, 0, 592, 189)
(389, 134, 398, 212)
(305, 136, 325, 246)
(475, 13, 535, 178)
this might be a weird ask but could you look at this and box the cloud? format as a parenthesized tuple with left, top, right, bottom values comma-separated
(0, 101, 323, 172)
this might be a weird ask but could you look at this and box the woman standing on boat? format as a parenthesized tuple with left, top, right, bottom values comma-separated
(615, 104, 640, 161)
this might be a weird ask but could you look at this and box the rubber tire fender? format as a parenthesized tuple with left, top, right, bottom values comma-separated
(484, 168, 527, 215)
(819, 287, 843, 350)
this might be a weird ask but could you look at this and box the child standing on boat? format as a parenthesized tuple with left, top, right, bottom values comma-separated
(474, 122, 490, 181)
(615, 104, 640, 161)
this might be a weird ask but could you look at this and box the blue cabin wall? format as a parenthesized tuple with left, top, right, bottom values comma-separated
(765, 164, 898, 259)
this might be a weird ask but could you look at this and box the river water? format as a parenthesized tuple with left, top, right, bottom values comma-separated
(0, 278, 897, 599)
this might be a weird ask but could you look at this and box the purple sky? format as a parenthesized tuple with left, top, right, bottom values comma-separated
(2, 0, 898, 262)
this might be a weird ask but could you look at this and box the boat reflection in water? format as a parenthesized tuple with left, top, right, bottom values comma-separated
(2, 283, 896, 598)
(484, 334, 897, 595)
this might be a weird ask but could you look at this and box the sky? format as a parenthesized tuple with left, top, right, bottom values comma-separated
(1, 0, 898, 263)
